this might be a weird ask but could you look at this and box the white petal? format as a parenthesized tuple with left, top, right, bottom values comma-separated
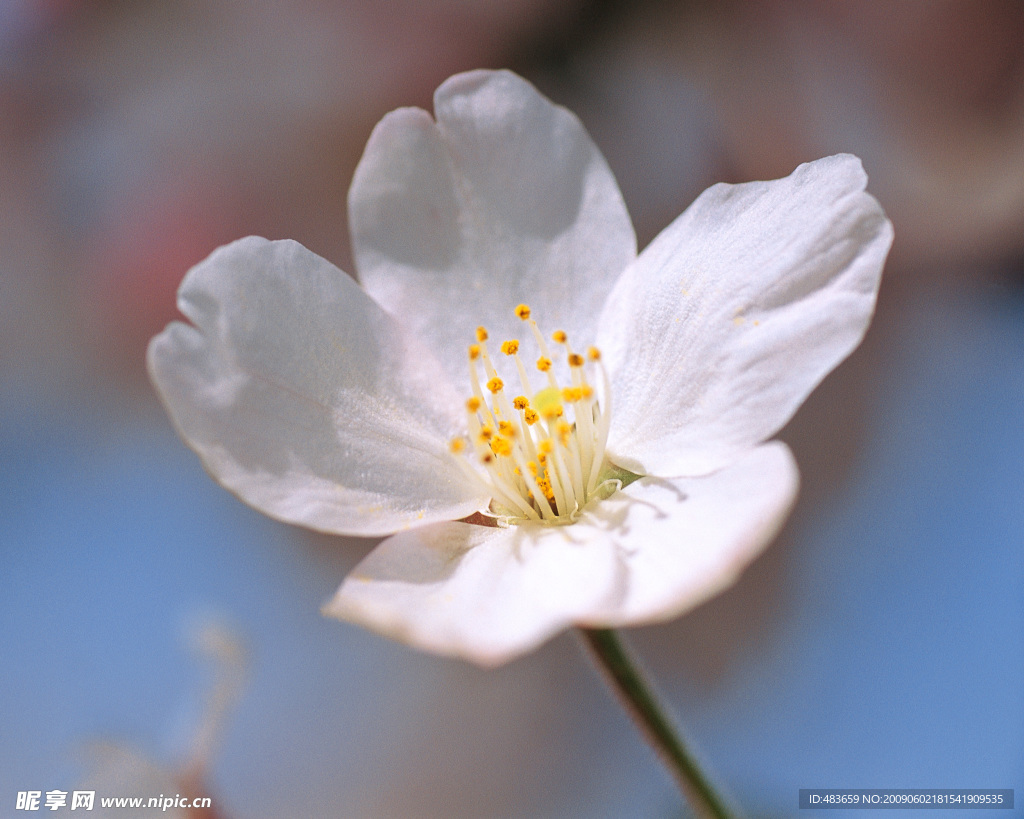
(324, 518, 621, 667)
(349, 69, 636, 388)
(148, 237, 487, 537)
(582, 442, 799, 626)
(599, 154, 893, 476)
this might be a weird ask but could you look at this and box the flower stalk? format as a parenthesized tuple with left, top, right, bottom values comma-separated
(579, 627, 738, 819)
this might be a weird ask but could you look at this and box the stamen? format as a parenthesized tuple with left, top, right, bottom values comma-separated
(586, 357, 613, 495)
(456, 308, 613, 523)
(556, 420, 571, 447)
(542, 430, 573, 512)
(526, 320, 559, 389)
(511, 351, 534, 397)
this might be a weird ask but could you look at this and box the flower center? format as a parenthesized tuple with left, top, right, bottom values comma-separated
(449, 304, 613, 524)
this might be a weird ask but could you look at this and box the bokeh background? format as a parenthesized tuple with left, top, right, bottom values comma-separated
(2, 1, 1022, 816)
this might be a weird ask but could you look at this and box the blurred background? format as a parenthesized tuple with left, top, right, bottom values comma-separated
(2, 1, 1022, 816)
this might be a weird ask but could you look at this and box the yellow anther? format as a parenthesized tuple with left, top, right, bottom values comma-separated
(490, 436, 512, 457)
(476, 326, 489, 342)
(498, 420, 516, 437)
(486, 376, 504, 394)
(482, 452, 494, 464)
(449, 438, 465, 454)
(538, 439, 554, 455)
(468, 344, 481, 361)
(561, 387, 583, 403)
(527, 461, 539, 475)
(466, 396, 481, 413)
(581, 384, 594, 399)
(557, 420, 571, 445)
(515, 304, 531, 320)
(500, 340, 520, 355)
(536, 356, 552, 372)
(524, 408, 539, 425)
(587, 346, 601, 361)
(478, 425, 494, 441)
(568, 353, 584, 367)
(512, 395, 529, 410)
(551, 330, 567, 344)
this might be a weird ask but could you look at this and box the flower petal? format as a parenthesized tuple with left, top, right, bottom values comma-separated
(599, 154, 893, 476)
(324, 518, 621, 666)
(148, 237, 487, 537)
(349, 69, 636, 388)
(581, 442, 799, 626)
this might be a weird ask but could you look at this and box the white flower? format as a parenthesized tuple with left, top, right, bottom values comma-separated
(148, 70, 893, 666)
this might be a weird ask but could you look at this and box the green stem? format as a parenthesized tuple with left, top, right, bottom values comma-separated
(579, 628, 738, 819)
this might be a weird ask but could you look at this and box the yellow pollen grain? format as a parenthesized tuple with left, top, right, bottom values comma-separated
(524, 408, 539, 425)
(468, 344, 480, 361)
(536, 356, 552, 372)
(512, 395, 529, 410)
(466, 396, 481, 412)
(500, 340, 520, 355)
(498, 420, 516, 437)
(490, 436, 512, 457)
(486, 376, 504, 393)
(551, 330, 567, 344)
(587, 346, 601, 361)
(536, 475, 552, 497)
(476, 326, 489, 342)
(515, 304, 531, 320)
(568, 353, 584, 368)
